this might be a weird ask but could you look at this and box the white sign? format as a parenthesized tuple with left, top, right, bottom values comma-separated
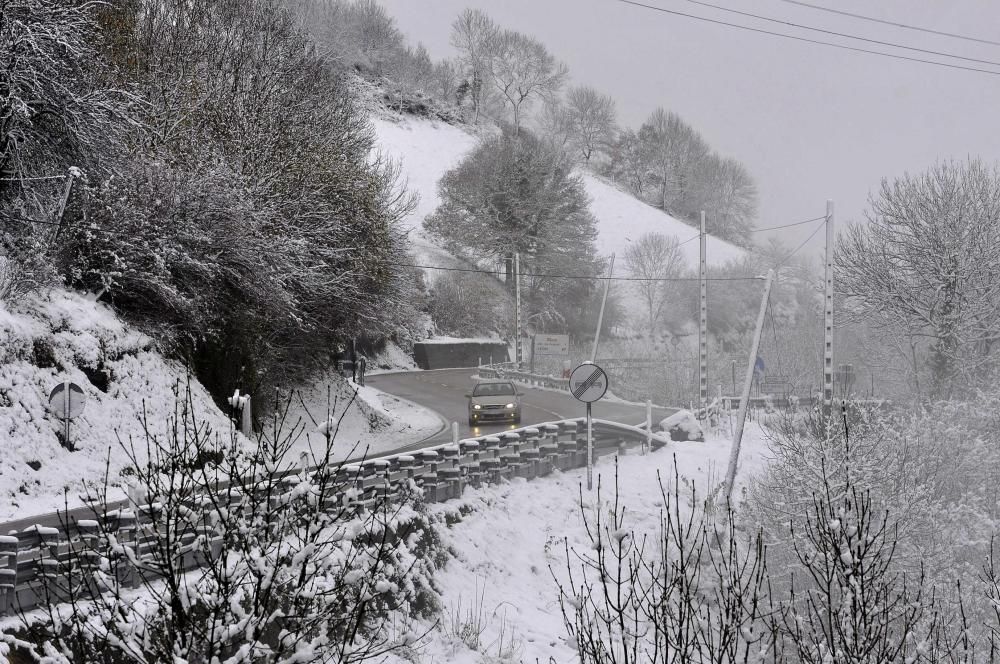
(533, 334, 569, 356)
(48, 382, 86, 419)
(569, 363, 608, 403)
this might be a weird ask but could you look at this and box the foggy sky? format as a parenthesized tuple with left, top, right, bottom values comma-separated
(381, 0, 1000, 259)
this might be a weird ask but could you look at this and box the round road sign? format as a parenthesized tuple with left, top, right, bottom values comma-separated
(48, 382, 86, 420)
(569, 363, 608, 403)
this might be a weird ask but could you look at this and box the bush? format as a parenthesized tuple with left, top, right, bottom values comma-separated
(426, 271, 513, 339)
(7, 389, 435, 663)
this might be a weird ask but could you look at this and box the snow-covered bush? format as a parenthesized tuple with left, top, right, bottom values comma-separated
(426, 271, 513, 340)
(6, 392, 439, 663)
(555, 459, 770, 662)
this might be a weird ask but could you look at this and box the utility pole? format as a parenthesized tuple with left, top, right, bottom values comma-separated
(724, 269, 774, 510)
(515, 252, 522, 368)
(699, 211, 708, 418)
(823, 200, 835, 418)
(591, 253, 615, 362)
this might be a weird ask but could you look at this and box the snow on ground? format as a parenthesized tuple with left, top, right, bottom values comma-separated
(0, 290, 247, 521)
(283, 372, 445, 463)
(368, 341, 419, 374)
(393, 422, 771, 664)
(582, 173, 745, 267)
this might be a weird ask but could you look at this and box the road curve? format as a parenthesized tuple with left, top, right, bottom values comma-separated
(368, 368, 674, 445)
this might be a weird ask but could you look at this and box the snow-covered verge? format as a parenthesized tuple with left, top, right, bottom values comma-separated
(388, 423, 770, 663)
(0, 290, 247, 520)
(283, 372, 445, 463)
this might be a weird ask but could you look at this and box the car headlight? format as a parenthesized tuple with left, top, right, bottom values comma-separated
(505, 403, 515, 409)
(473, 404, 482, 410)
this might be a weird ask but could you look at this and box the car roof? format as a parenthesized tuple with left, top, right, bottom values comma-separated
(475, 379, 514, 384)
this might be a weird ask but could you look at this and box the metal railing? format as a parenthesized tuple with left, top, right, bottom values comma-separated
(0, 418, 669, 616)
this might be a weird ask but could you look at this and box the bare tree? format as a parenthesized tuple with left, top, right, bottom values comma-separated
(606, 128, 645, 195)
(564, 86, 617, 163)
(537, 98, 573, 150)
(487, 30, 568, 132)
(431, 58, 462, 104)
(623, 232, 686, 337)
(450, 8, 498, 123)
(638, 108, 710, 214)
(688, 156, 757, 245)
(837, 159, 1000, 400)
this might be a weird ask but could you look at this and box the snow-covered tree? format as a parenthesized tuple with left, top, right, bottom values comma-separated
(638, 108, 711, 215)
(450, 8, 498, 123)
(837, 159, 1000, 400)
(564, 86, 617, 163)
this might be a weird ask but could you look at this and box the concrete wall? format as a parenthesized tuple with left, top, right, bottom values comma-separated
(412, 341, 509, 370)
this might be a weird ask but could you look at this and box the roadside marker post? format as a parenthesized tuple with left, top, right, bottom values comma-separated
(48, 381, 85, 450)
(645, 399, 652, 455)
(569, 362, 609, 490)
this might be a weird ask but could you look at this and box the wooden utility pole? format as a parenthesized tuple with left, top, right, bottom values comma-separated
(699, 211, 708, 416)
(591, 253, 615, 362)
(515, 252, 522, 368)
(823, 200, 835, 417)
(724, 269, 774, 509)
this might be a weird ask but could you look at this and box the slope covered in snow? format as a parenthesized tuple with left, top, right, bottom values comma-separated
(371, 113, 744, 269)
(0, 291, 246, 519)
(0, 291, 443, 521)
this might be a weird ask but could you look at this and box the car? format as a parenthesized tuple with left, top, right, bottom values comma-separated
(466, 379, 522, 427)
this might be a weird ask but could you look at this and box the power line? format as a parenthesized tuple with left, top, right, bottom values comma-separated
(398, 261, 763, 282)
(749, 215, 826, 233)
(775, 0, 1000, 49)
(614, 0, 1000, 77)
(776, 217, 826, 268)
(677, 0, 1000, 68)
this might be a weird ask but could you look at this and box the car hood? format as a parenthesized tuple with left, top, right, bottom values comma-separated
(470, 395, 519, 406)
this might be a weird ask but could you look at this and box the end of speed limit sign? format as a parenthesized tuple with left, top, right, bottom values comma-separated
(569, 363, 608, 403)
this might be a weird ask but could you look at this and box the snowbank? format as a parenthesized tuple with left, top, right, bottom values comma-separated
(659, 409, 706, 441)
(283, 372, 445, 463)
(0, 290, 246, 520)
(389, 423, 771, 663)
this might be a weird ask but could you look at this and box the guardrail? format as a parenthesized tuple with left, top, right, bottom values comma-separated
(0, 418, 669, 616)
(478, 364, 570, 391)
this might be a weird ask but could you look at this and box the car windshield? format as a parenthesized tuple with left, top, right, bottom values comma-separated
(472, 382, 515, 397)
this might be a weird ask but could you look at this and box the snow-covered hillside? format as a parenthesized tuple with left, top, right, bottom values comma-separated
(0, 291, 443, 521)
(371, 113, 745, 271)
(0, 291, 245, 519)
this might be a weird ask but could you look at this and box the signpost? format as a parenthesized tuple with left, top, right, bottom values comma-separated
(48, 381, 86, 449)
(531, 333, 570, 373)
(569, 362, 609, 490)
